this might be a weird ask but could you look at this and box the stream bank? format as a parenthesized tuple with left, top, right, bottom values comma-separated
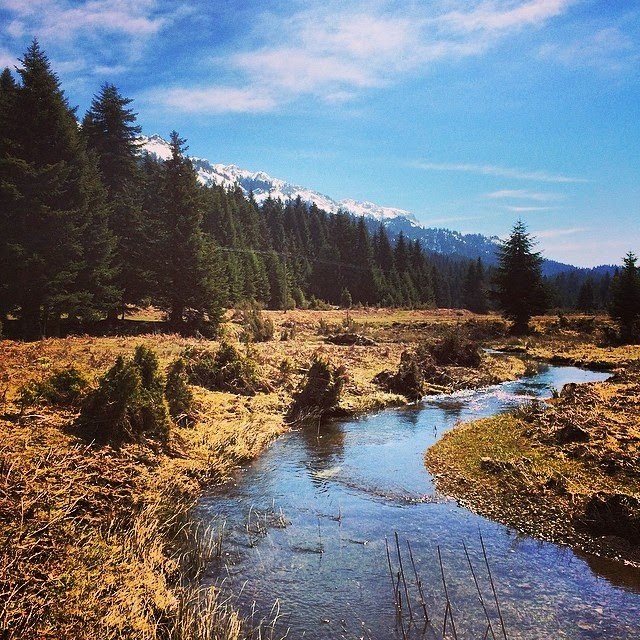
(426, 364, 640, 567)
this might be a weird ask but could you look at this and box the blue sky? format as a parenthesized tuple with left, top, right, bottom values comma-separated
(1, 0, 638, 267)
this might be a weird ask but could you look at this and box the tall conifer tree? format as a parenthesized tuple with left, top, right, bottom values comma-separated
(157, 131, 224, 331)
(493, 221, 547, 333)
(608, 252, 640, 342)
(0, 41, 115, 338)
(83, 83, 147, 315)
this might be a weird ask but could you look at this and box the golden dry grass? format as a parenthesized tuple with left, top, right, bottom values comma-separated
(0, 308, 545, 638)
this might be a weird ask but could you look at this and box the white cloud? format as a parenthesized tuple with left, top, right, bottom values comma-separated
(414, 161, 586, 183)
(539, 26, 639, 73)
(536, 227, 584, 239)
(506, 206, 555, 212)
(155, 87, 277, 114)
(0, 0, 174, 75)
(1, 0, 166, 40)
(439, 0, 575, 33)
(487, 189, 563, 201)
(150, 0, 578, 113)
(0, 48, 17, 68)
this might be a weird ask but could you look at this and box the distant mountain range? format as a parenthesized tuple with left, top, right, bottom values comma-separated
(140, 134, 612, 277)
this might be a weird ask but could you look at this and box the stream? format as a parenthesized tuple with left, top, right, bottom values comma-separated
(197, 364, 640, 639)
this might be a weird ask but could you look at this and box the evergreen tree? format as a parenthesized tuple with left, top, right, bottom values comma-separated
(156, 131, 224, 331)
(462, 258, 488, 313)
(83, 83, 145, 314)
(575, 277, 596, 312)
(608, 252, 640, 342)
(0, 41, 115, 338)
(0, 67, 18, 321)
(493, 221, 547, 333)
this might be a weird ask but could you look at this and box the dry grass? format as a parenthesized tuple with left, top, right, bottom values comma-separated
(0, 308, 529, 638)
(498, 313, 640, 369)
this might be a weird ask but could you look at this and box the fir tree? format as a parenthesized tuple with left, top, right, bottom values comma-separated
(608, 252, 640, 342)
(0, 41, 115, 338)
(0, 67, 18, 321)
(157, 131, 224, 331)
(493, 221, 547, 333)
(83, 83, 147, 316)
(576, 277, 596, 312)
(463, 258, 488, 313)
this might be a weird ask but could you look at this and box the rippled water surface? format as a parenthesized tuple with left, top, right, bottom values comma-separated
(197, 365, 640, 639)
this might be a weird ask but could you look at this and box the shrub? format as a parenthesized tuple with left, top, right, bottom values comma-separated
(165, 358, 194, 426)
(374, 351, 427, 401)
(287, 355, 347, 423)
(183, 343, 261, 395)
(79, 347, 170, 445)
(19, 367, 89, 409)
(240, 305, 274, 343)
(340, 288, 353, 309)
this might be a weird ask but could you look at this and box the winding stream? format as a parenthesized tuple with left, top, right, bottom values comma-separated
(197, 364, 640, 639)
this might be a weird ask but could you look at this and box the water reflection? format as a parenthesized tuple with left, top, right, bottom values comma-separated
(576, 550, 640, 594)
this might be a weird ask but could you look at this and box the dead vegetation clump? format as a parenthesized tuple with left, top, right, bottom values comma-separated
(287, 355, 347, 423)
(422, 329, 482, 368)
(374, 328, 495, 399)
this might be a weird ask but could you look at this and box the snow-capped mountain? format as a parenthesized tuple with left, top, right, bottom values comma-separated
(140, 134, 500, 260)
(141, 134, 416, 224)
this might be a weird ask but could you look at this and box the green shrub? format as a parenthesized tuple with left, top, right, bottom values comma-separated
(79, 347, 170, 445)
(183, 343, 261, 395)
(240, 305, 274, 343)
(287, 355, 347, 423)
(19, 367, 89, 409)
(165, 358, 194, 426)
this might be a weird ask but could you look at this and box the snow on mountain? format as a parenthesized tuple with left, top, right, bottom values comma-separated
(140, 134, 173, 161)
(140, 135, 410, 224)
(339, 199, 418, 223)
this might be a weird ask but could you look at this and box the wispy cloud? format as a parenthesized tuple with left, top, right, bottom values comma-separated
(1, 0, 167, 40)
(155, 86, 277, 114)
(422, 215, 484, 226)
(0, 0, 178, 74)
(438, 0, 575, 33)
(150, 0, 578, 113)
(536, 227, 584, 239)
(486, 189, 563, 201)
(413, 161, 586, 183)
(0, 47, 17, 67)
(539, 25, 639, 73)
(506, 205, 556, 212)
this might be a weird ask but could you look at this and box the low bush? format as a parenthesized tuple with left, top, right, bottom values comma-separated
(165, 358, 194, 426)
(19, 367, 90, 409)
(374, 350, 429, 401)
(79, 345, 170, 445)
(240, 305, 275, 343)
(287, 355, 347, 422)
(423, 329, 482, 367)
(183, 343, 262, 395)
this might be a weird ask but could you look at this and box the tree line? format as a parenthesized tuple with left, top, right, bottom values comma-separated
(0, 41, 473, 339)
(0, 42, 636, 341)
